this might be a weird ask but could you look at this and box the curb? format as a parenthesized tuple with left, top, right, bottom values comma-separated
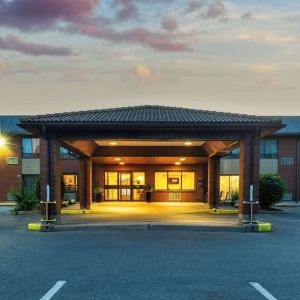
(244, 222, 272, 232)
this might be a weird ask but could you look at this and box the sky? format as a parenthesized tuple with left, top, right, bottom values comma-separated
(0, 0, 300, 116)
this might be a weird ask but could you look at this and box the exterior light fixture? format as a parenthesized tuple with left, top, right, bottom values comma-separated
(115, 157, 121, 161)
(119, 162, 125, 165)
(0, 136, 7, 148)
(179, 157, 186, 161)
(175, 162, 181, 165)
(184, 141, 192, 146)
(109, 142, 117, 145)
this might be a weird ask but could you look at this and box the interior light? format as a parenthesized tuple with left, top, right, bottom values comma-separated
(109, 142, 117, 145)
(115, 157, 121, 161)
(184, 141, 192, 146)
(179, 157, 186, 161)
(175, 162, 181, 165)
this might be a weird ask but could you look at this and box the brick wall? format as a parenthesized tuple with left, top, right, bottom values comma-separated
(0, 136, 22, 201)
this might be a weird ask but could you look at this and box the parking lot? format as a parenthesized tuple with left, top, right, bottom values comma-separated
(0, 208, 300, 299)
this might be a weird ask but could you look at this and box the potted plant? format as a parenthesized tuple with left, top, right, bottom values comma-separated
(144, 184, 152, 203)
(93, 183, 104, 203)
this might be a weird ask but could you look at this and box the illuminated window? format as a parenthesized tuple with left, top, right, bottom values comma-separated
(182, 172, 195, 190)
(105, 172, 118, 185)
(133, 172, 145, 186)
(220, 175, 239, 200)
(63, 174, 78, 192)
(155, 172, 168, 190)
(105, 189, 118, 200)
(168, 172, 181, 190)
(155, 172, 195, 191)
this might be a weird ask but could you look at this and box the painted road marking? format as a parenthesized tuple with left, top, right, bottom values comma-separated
(250, 282, 278, 300)
(40, 281, 66, 300)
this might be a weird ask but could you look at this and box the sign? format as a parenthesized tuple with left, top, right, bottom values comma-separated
(6, 157, 19, 165)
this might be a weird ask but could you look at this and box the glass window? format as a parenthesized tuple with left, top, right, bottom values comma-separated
(220, 175, 239, 201)
(105, 172, 118, 185)
(133, 172, 145, 186)
(119, 173, 131, 186)
(168, 172, 181, 190)
(182, 172, 195, 190)
(22, 138, 40, 158)
(60, 147, 79, 159)
(63, 174, 78, 192)
(260, 139, 278, 158)
(105, 189, 118, 200)
(155, 172, 168, 190)
(23, 175, 39, 192)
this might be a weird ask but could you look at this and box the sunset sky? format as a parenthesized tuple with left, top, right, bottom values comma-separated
(0, 0, 299, 115)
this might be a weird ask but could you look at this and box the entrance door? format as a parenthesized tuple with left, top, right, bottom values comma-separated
(119, 172, 131, 200)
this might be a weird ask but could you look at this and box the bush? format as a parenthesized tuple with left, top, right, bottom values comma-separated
(259, 174, 286, 209)
(12, 178, 41, 213)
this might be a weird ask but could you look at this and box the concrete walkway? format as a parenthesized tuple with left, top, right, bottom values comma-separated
(61, 202, 239, 228)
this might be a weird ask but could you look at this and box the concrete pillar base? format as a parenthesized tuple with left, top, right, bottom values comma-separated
(238, 213, 258, 224)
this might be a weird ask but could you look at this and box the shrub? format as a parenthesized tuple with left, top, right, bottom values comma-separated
(259, 174, 286, 208)
(12, 178, 41, 213)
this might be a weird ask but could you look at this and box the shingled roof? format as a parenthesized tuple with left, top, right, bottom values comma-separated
(20, 105, 281, 125)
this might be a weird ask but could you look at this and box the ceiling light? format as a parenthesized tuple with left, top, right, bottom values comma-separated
(119, 162, 125, 165)
(179, 157, 186, 161)
(115, 157, 121, 161)
(184, 141, 192, 146)
(175, 162, 181, 165)
(109, 142, 117, 145)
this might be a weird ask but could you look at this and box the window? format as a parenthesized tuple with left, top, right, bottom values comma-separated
(223, 148, 240, 159)
(105, 172, 118, 186)
(132, 172, 145, 186)
(22, 138, 40, 158)
(281, 157, 294, 165)
(155, 172, 195, 191)
(62, 174, 78, 192)
(260, 139, 278, 158)
(219, 175, 239, 201)
(23, 175, 39, 192)
(60, 147, 79, 160)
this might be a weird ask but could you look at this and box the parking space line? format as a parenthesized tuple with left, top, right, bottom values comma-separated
(249, 282, 277, 300)
(40, 281, 66, 300)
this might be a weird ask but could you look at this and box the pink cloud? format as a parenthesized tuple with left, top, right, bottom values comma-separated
(0, 35, 75, 56)
(68, 24, 192, 52)
(0, 0, 99, 30)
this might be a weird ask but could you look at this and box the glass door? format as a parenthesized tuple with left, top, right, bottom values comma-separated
(119, 172, 131, 200)
(132, 172, 145, 201)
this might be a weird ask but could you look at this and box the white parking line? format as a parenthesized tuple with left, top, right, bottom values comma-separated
(40, 281, 66, 300)
(250, 282, 278, 300)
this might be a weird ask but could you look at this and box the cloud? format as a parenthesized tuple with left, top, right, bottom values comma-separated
(240, 12, 252, 20)
(0, 0, 99, 30)
(67, 24, 192, 52)
(161, 17, 178, 32)
(184, 0, 206, 14)
(239, 32, 297, 44)
(249, 64, 276, 73)
(0, 34, 76, 56)
(184, 0, 227, 19)
(112, 0, 138, 21)
(132, 63, 164, 80)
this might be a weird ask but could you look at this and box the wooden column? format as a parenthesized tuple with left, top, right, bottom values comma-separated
(208, 157, 220, 208)
(239, 132, 260, 223)
(85, 158, 92, 209)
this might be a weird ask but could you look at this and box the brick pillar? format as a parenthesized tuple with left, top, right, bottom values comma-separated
(208, 157, 220, 208)
(239, 133, 260, 223)
(40, 138, 48, 216)
(85, 158, 92, 209)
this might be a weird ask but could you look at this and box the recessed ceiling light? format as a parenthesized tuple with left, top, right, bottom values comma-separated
(119, 162, 125, 165)
(184, 141, 192, 146)
(179, 157, 186, 161)
(109, 142, 117, 145)
(175, 162, 181, 165)
(115, 157, 121, 161)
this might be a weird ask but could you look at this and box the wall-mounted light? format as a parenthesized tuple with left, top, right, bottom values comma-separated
(0, 136, 7, 148)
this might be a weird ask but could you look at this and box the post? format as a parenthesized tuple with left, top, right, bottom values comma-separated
(208, 157, 220, 208)
(85, 158, 92, 209)
(239, 132, 260, 223)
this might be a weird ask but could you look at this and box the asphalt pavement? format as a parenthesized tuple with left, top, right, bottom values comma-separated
(0, 208, 299, 299)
